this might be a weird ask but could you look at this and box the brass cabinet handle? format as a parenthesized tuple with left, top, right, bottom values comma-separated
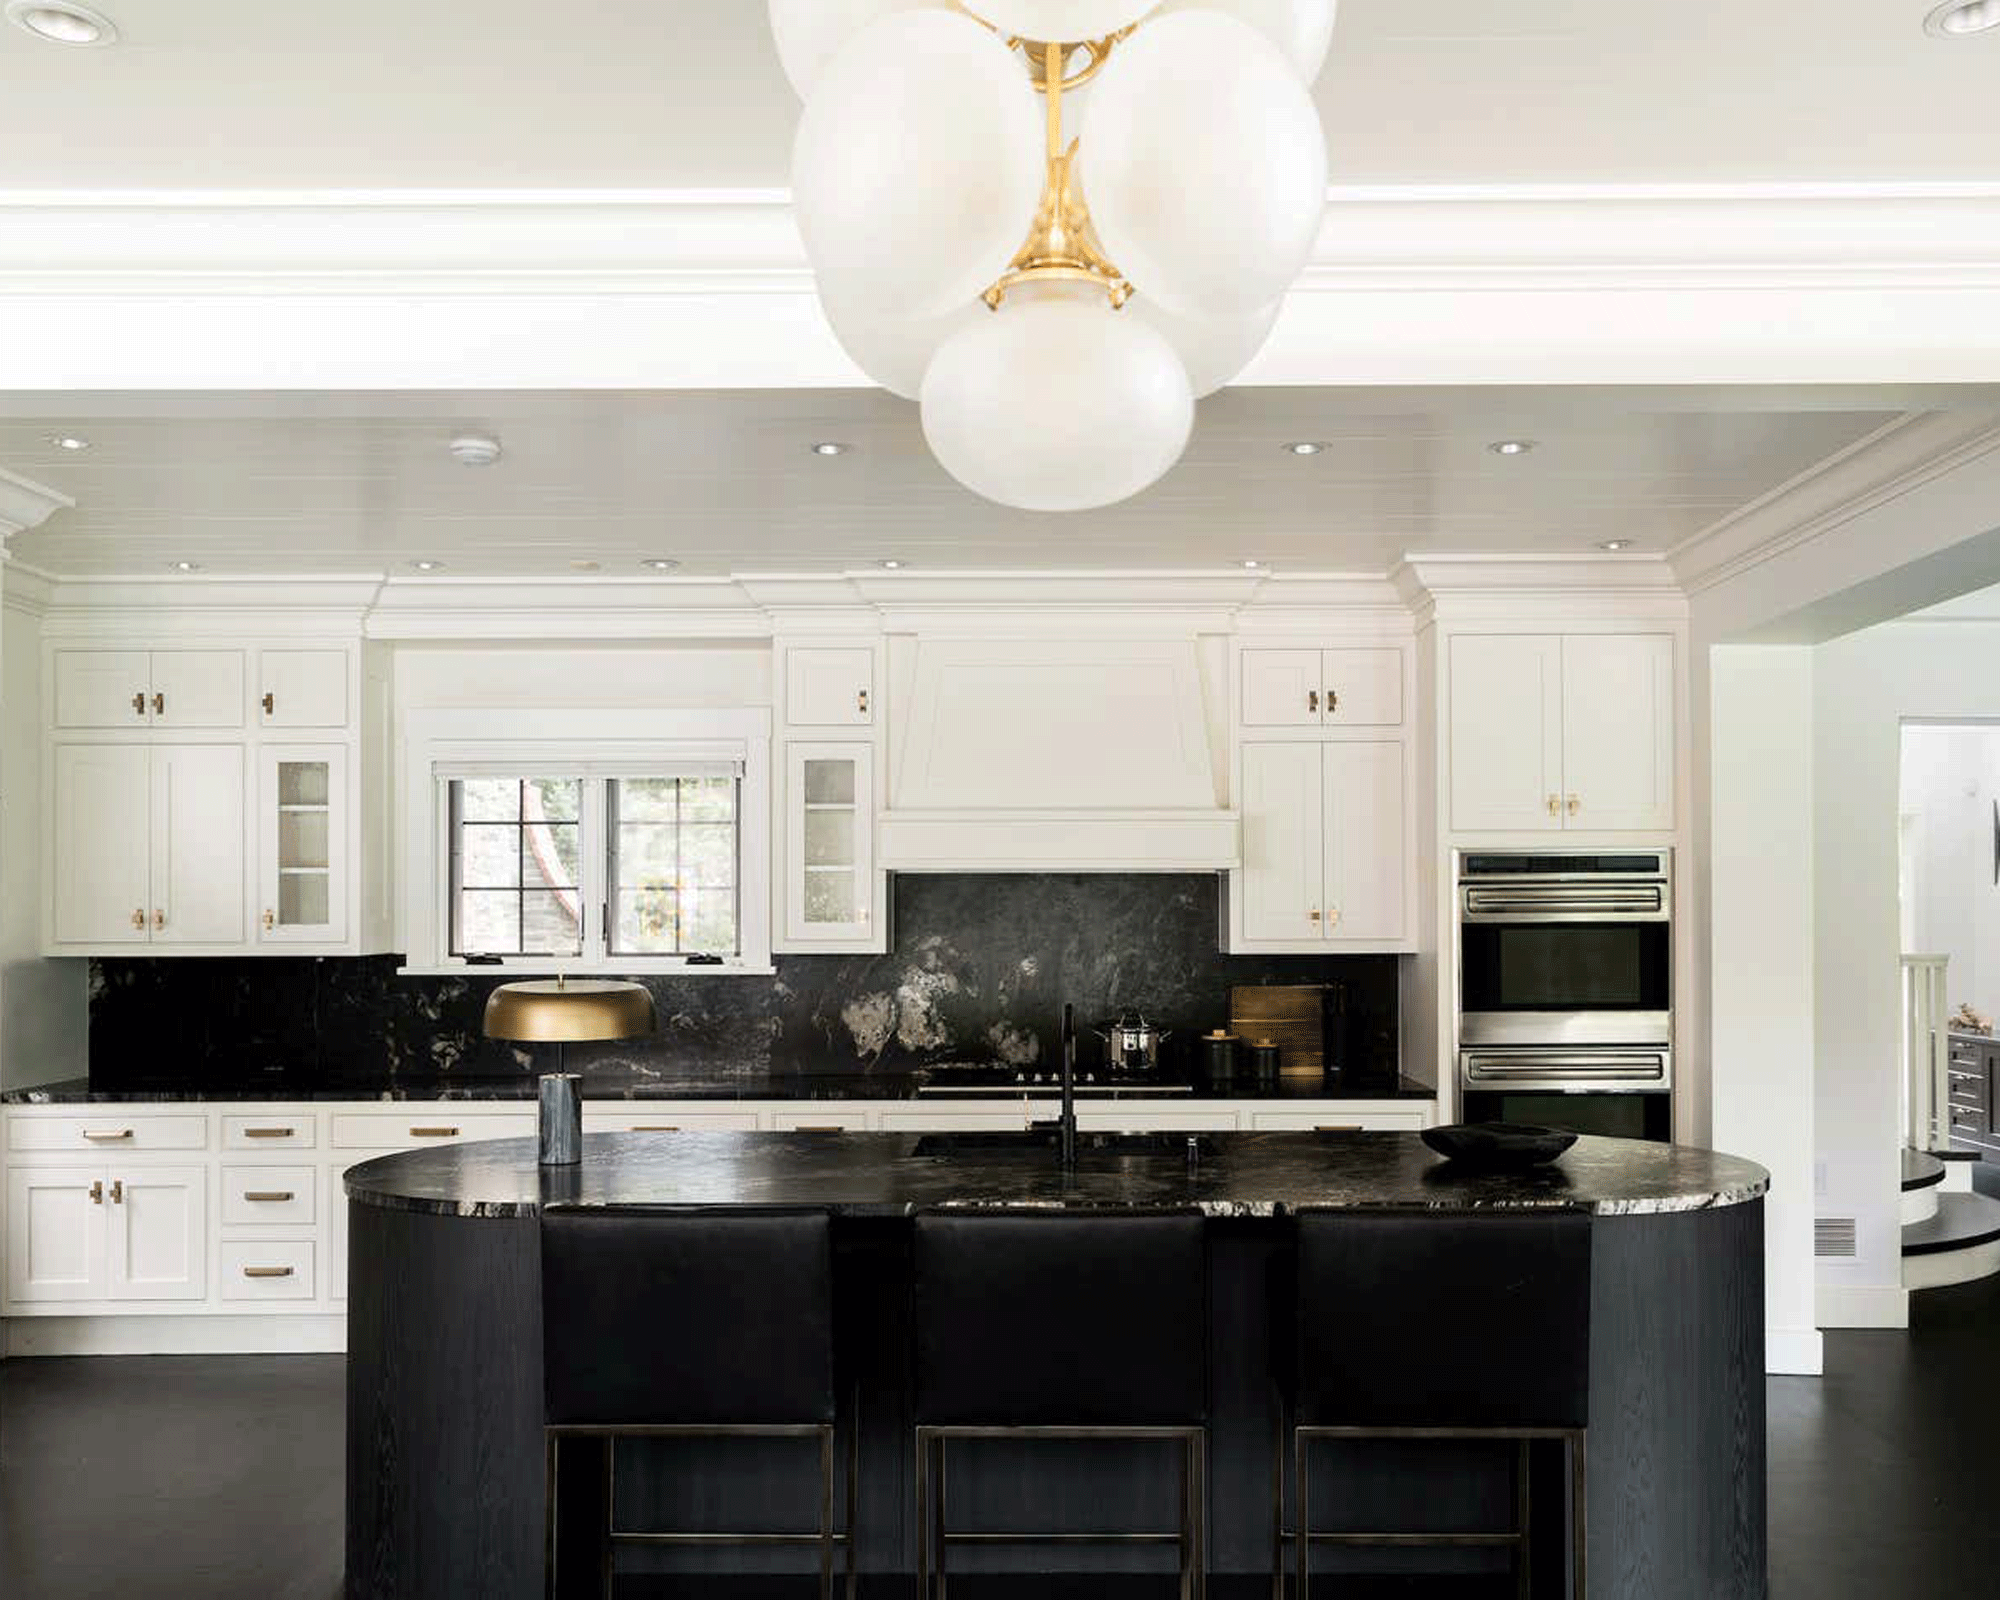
(151, 692, 164, 716)
(82, 1129, 133, 1142)
(110, 1180, 124, 1205)
(152, 909, 165, 931)
(857, 688, 869, 715)
(792, 1124, 845, 1133)
(1327, 906, 1341, 928)
(243, 1190, 295, 1203)
(242, 1266, 295, 1279)
(261, 692, 275, 715)
(1314, 1124, 1363, 1132)
(1328, 689, 1339, 714)
(262, 910, 276, 931)
(243, 1127, 294, 1139)
(1546, 794, 1561, 818)
(89, 1180, 104, 1205)
(409, 1126, 459, 1138)
(630, 1125, 681, 1132)
(131, 691, 147, 717)
(131, 908, 146, 930)
(1308, 689, 1319, 714)
(1308, 908, 1322, 922)
(1567, 794, 1581, 817)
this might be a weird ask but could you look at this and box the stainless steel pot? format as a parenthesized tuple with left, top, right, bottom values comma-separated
(1094, 1009, 1170, 1075)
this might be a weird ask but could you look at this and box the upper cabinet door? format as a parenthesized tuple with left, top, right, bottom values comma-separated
(52, 744, 151, 945)
(258, 649, 349, 728)
(1241, 650, 1324, 728)
(1238, 742, 1325, 941)
(787, 648, 874, 727)
(784, 742, 877, 943)
(1559, 634, 1675, 832)
(1323, 741, 1406, 943)
(52, 650, 152, 728)
(1448, 635, 1564, 833)
(1320, 649, 1404, 727)
(149, 650, 245, 729)
(258, 745, 347, 944)
(151, 744, 245, 945)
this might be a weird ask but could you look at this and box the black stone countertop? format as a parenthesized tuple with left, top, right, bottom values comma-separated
(342, 1130, 1769, 1221)
(2, 1071, 1435, 1105)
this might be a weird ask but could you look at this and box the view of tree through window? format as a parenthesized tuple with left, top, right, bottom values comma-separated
(610, 776, 739, 956)
(448, 778, 583, 957)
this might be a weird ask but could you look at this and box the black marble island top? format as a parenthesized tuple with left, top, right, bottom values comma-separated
(3, 1070, 1435, 1105)
(342, 1130, 1769, 1221)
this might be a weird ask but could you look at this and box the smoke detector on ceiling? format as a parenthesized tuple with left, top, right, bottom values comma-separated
(448, 434, 503, 467)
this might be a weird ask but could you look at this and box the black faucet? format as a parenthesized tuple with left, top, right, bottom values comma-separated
(1058, 1002, 1078, 1174)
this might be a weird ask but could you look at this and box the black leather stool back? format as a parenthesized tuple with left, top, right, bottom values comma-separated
(1295, 1210, 1591, 1430)
(541, 1207, 835, 1428)
(913, 1210, 1207, 1428)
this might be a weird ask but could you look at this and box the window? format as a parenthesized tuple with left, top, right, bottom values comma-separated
(405, 708, 771, 975)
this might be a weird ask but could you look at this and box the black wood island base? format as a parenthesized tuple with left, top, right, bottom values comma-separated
(343, 1131, 1769, 1599)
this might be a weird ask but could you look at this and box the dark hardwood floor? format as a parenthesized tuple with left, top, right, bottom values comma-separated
(5, 1276, 2000, 1599)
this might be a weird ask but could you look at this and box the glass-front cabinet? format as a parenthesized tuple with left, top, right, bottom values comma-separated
(258, 745, 347, 944)
(783, 742, 875, 945)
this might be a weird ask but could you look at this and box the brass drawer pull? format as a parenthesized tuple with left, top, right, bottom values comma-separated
(242, 1266, 295, 1279)
(243, 1127, 295, 1139)
(630, 1125, 681, 1132)
(793, 1124, 845, 1133)
(243, 1190, 295, 1203)
(1314, 1124, 1363, 1132)
(81, 1129, 134, 1142)
(409, 1126, 459, 1138)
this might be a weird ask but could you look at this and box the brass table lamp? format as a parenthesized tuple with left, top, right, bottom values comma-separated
(483, 976, 656, 1165)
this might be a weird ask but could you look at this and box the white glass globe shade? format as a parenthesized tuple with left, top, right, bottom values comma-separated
(1125, 294, 1279, 397)
(1145, 0, 1337, 82)
(920, 284, 1194, 512)
(767, 0, 946, 99)
(1082, 11, 1327, 316)
(793, 11, 1045, 316)
(822, 287, 985, 401)
(972, 1, 1158, 40)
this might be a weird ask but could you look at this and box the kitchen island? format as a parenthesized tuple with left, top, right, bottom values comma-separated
(344, 1131, 1768, 1598)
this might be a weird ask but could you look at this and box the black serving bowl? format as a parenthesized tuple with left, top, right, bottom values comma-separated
(1420, 1122, 1578, 1171)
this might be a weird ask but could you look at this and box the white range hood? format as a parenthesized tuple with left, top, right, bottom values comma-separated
(878, 636, 1239, 872)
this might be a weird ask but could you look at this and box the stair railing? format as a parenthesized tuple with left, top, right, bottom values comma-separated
(1901, 953, 1951, 1152)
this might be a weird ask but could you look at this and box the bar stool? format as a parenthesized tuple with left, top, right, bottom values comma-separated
(912, 1209, 1209, 1599)
(1280, 1210, 1592, 1599)
(539, 1206, 854, 1599)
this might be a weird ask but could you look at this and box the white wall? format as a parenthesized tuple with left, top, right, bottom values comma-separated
(1898, 725, 2000, 1023)
(0, 579, 86, 1090)
(1708, 647, 1821, 1374)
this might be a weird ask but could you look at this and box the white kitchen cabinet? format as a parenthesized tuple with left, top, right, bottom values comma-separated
(1241, 647, 1404, 729)
(581, 1108, 761, 1134)
(782, 741, 878, 945)
(152, 744, 246, 945)
(1234, 740, 1408, 949)
(1245, 1108, 1431, 1132)
(51, 743, 245, 947)
(786, 648, 874, 727)
(107, 1166, 208, 1301)
(52, 743, 151, 945)
(150, 652, 246, 728)
(221, 1165, 317, 1226)
(220, 1241, 315, 1300)
(258, 649, 349, 728)
(258, 745, 346, 944)
(1448, 633, 1673, 833)
(52, 649, 153, 728)
(5, 1167, 109, 1303)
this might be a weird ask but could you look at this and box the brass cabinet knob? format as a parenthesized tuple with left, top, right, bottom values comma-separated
(857, 688, 870, 715)
(1567, 794, 1581, 817)
(1308, 908, 1322, 922)
(261, 692, 275, 715)
(89, 1181, 104, 1205)
(262, 909, 276, 931)
(1308, 689, 1319, 714)
(1546, 794, 1560, 818)
(131, 908, 146, 930)
(131, 692, 147, 717)
(151, 693, 164, 716)
(1328, 690, 1340, 714)
(152, 909, 165, 931)
(109, 1180, 124, 1205)
(1328, 906, 1342, 928)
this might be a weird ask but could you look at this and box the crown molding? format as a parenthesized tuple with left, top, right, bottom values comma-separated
(0, 559, 55, 618)
(0, 466, 73, 556)
(1668, 411, 2000, 599)
(1393, 553, 1688, 626)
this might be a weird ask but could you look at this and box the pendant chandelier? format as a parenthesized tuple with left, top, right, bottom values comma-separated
(771, 1, 1334, 512)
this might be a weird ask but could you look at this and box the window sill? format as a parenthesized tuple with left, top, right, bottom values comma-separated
(396, 962, 778, 979)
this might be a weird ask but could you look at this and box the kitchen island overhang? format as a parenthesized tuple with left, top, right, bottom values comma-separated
(343, 1131, 1770, 1599)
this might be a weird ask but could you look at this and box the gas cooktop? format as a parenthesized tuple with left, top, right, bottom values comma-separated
(914, 1070, 1193, 1096)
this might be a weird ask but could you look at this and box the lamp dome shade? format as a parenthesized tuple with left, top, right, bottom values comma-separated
(1124, 293, 1279, 397)
(483, 980, 657, 1043)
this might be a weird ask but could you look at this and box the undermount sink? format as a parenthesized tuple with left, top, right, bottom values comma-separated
(912, 1130, 1215, 1159)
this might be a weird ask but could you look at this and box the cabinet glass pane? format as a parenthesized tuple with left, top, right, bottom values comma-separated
(278, 809, 329, 871)
(278, 762, 330, 807)
(803, 760, 856, 806)
(803, 869, 858, 925)
(803, 808, 855, 868)
(279, 873, 330, 927)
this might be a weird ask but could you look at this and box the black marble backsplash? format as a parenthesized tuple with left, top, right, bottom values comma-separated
(87, 874, 1401, 1093)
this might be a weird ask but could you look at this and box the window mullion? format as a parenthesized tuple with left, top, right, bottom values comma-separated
(583, 778, 610, 966)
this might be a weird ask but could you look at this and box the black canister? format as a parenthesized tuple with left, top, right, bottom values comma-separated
(1245, 1039, 1283, 1084)
(1200, 1029, 1240, 1085)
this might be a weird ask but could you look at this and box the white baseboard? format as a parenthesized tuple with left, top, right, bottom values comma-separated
(3, 1314, 347, 1357)
(1766, 1325, 1825, 1375)
(1815, 1283, 1910, 1329)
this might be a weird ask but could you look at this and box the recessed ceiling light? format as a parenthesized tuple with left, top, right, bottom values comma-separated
(1282, 441, 1325, 456)
(1927, 0, 2000, 35)
(1241, 559, 1265, 569)
(810, 441, 850, 457)
(569, 560, 602, 572)
(49, 433, 90, 451)
(409, 559, 446, 572)
(167, 560, 201, 573)
(878, 559, 905, 570)
(447, 434, 502, 467)
(1487, 439, 1537, 457)
(1597, 539, 1636, 552)
(640, 558, 680, 572)
(6, 2, 117, 45)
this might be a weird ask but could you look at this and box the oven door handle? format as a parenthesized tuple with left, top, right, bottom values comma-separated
(1462, 886, 1667, 919)
(1462, 1051, 1670, 1087)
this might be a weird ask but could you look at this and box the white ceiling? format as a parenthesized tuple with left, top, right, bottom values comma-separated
(0, 1, 1994, 191)
(0, 389, 1908, 578)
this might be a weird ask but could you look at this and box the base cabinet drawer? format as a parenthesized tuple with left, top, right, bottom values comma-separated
(221, 1241, 315, 1300)
(581, 1110, 761, 1134)
(222, 1116, 317, 1150)
(330, 1113, 536, 1149)
(1246, 1108, 1431, 1132)
(1075, 1107, 1241, 1133)
(221, 1165, 317, 1226)
(769, 1111, 870, 1133)
(8, 1115, 209, 1153)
